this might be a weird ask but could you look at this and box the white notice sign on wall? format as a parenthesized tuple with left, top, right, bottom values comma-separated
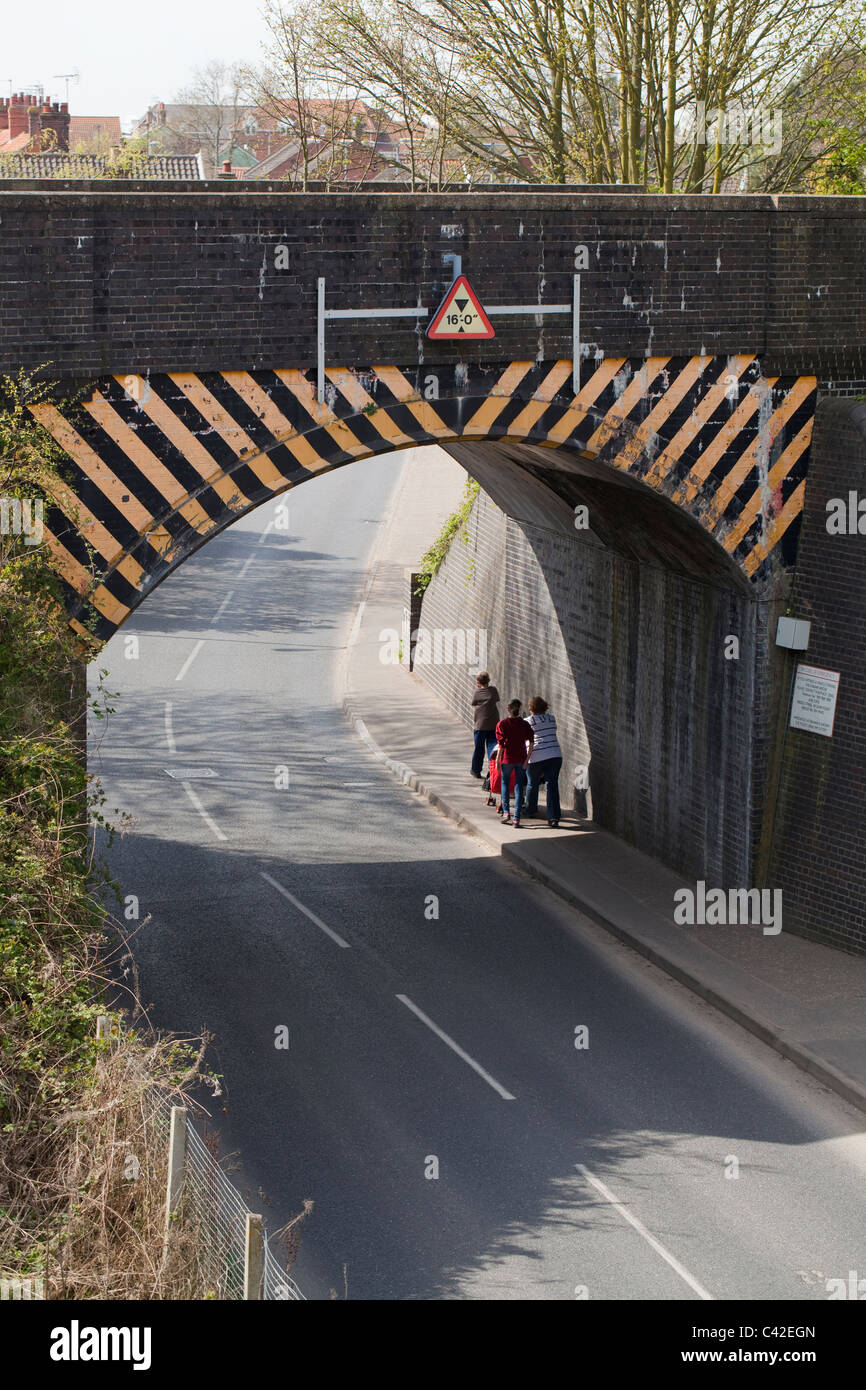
(789, 664, 841, 737)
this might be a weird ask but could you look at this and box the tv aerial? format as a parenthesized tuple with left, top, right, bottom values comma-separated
(53, 69, 80, 104)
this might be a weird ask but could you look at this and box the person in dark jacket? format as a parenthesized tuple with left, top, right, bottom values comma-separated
(470, 672, 500, 778)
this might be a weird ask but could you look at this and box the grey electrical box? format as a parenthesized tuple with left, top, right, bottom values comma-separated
(776, 616, 811, 650)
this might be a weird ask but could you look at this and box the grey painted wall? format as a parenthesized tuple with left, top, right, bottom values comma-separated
(415, 486, 767, 885)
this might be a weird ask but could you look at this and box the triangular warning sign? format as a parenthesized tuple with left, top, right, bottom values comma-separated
(427, 274, 495, 340)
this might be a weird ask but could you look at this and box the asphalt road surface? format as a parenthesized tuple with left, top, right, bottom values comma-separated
(89, 451, 866, 1301)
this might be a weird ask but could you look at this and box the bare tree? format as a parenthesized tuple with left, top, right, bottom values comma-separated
(164, 61, 249, 175)
(260, 0, 863, 190)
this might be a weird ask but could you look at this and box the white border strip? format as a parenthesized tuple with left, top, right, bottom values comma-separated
(576, 1164, 714, 1300)
(182, 781, 227, 842)
(260, 871, 351, 949)
(397, 994, 516, 1100)
(175, 639, 204, 682)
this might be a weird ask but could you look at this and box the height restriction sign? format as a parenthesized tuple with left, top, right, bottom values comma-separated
(426, 274, 495, 340)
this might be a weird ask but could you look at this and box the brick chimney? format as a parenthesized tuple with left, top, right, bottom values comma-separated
(8, 94, 33, 140)
(40, 101, 70, 151)
(0, 98, 9, 134)
(28, 106, 42, 149)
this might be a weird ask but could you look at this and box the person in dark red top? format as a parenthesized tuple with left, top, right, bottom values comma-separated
(495, 699, 534, 826)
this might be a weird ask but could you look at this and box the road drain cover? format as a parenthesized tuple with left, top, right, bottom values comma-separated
(164, 768, 218, 779)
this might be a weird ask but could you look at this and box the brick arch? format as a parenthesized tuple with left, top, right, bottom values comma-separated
(30, 356, 817, 642)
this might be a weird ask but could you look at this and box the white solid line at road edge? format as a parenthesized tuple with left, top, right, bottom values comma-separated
(576, 1164, 714, 1300)
(175, 639, 204, 682)
(347, 599, 366, 649)
(182, 781, 228, 842)
(212, 589, 235, 623)
(164, 701, 177, 755)
(260, 871, 351, 949)
(396, 994, 516, 1100)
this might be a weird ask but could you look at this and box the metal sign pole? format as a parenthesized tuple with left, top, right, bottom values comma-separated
(573, 273, 581, 396)
(317, 277, 326, 406)
(315, 276, 584, 402)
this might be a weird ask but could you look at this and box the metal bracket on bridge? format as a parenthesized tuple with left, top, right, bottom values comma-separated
(316, 274, 581, 403)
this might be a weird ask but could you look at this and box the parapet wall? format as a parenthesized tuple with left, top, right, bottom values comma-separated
(0, 187, 863, 379)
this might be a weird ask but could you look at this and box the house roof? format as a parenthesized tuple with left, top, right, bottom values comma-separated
(0, 151, 204, 179)
(69, 115, 122, 147)
(224, 144, 258, 167)
(0, 130, 32, 153)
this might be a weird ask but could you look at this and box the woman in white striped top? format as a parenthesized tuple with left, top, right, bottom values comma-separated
(525, 696, 563, 827)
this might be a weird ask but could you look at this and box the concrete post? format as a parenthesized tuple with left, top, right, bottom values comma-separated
(244, 1213, 264, 1300)
(163, 1106, 188, 1239)
(406, 571, 425, 671)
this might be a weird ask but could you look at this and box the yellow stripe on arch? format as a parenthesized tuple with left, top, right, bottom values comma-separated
(28, 403, 154, 534)
(83, 393, 216, 535)
(643, 355, 756, 488)
(584, 357, 672, 455)
(671, 385, 772, 508)
(462, 361, 536, 436)
(46, 476, 145, 589)
(607, 356, 708, 479)
(743, 481, 807, 577)
(115, 376, 249, 511)
(372, 367, 453, 439)
(702, 377, 816, 528)
(41, 526, 131, 628)
(169, 374, 288, 488)
(272, 369, 368, 465)
(721, 420, 813, 555)
(543, 358, 627, 446)
(324, 369, 415, 448)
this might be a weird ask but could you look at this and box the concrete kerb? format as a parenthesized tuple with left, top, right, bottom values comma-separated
(499, 846, 866, 1117)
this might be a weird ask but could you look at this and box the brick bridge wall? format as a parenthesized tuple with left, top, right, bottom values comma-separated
(763, 399, 866, 953)
(0, 183, 863, 380)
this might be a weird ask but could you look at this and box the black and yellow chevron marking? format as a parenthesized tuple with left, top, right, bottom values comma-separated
(31, 356, 817, 642)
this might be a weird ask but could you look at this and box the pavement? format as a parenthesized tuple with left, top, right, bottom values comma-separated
(341, 447, 866, 1117)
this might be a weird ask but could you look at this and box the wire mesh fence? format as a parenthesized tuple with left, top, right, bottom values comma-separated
(152, 1092, 304, 1301)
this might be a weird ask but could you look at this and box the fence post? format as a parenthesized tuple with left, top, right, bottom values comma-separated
(96, 1015, 110, 1039)
(244, 1213, 264, 1300)
(163, 1106, 188, 1241)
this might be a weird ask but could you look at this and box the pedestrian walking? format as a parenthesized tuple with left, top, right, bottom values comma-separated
(525, 696, 563, 827)
(470, 672, 500, 778)
(495, 699, 534, 826)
